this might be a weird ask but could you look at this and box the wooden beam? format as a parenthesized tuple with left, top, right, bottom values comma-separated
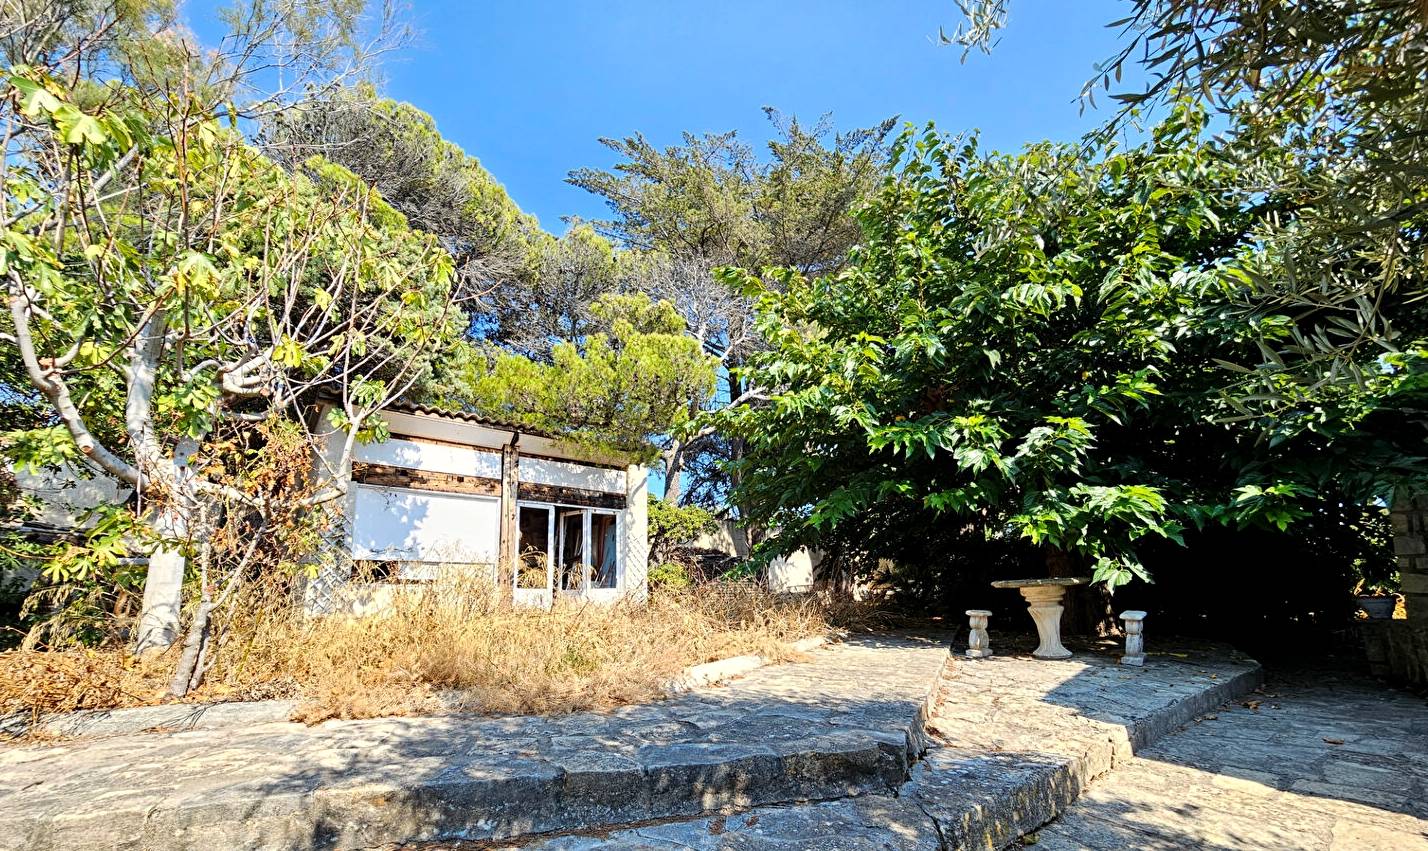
(499, 438, 520, 597)
(516, 482, 627, 510)
(389, 431, 504, 454)
(351, 462, 500, 497)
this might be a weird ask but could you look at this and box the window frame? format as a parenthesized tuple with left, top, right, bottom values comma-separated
(516, 500, 621, 596)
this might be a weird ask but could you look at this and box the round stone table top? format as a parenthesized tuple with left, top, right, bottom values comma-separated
(990, 577, 1092, 589)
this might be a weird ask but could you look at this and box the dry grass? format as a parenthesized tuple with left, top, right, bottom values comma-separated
(0, 649, 165, 715)
(0, 577, 849, 724)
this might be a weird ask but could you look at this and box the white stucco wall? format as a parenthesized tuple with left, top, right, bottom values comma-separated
(12, 462, 129, 528)
(522, 457, 626, 494)
(622, 464, 650, 602)
(768, 549, 820, 593)
(308, 405, 650, 612)
(689, 520, 752, 559)
(353, 436, 501, 479)
(686, 520, 823, 594)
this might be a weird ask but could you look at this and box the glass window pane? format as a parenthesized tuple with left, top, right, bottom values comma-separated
(517, 506, 550, 589)
(590, 513, 618, 589)
(560, 511, 585, 590)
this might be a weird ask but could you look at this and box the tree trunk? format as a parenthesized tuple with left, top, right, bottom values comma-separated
(730, 522, 752, 561)
(133, 437, 202, 656)
(135, 546, 184, 655)
(1046, 547, 1116, 637)
(662, 441, 685, 505)
(168, 600, 213, 697)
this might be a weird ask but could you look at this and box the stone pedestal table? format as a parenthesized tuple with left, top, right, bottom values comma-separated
(990, 577, 1091, 660)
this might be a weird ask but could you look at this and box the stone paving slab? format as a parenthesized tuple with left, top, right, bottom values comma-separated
(0, 634, 950, 851)
(499, 635, 1262, 851)
(0, 698, 303, 740)
(490, 796, 946, 850)
(912, 636, 1262, 850)
(1030, 666, 1428, 850)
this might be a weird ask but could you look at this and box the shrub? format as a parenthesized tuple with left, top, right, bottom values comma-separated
(648, 562, 693, 589)
(647, 497, 716, 565)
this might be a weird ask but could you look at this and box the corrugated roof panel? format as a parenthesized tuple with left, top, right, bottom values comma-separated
(384, 402, 564, 440)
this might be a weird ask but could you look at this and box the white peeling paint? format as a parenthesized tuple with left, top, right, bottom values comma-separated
(353, 436, 501, 479)
(522, 457, 626, 494)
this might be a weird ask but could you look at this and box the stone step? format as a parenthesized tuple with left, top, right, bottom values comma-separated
(503, 637, 1264, 851)
(494, 795, 945, 850)
(0, 635, 953, 851)
(914, 638, 1265, 850)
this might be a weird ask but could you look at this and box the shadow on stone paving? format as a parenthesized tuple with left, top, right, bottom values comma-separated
(384, 636, 1426, 851)
(1031, 794, 1314, 851)
(473, 635, 1428, 851)
(476, 633, 1272, 851)
(0, 634, 952, 851)
(1029, 643, 1428, 844)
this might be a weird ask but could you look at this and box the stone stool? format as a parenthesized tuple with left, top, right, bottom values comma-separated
(965, 609, 993, 658)
(1120, 610, 1147, 666)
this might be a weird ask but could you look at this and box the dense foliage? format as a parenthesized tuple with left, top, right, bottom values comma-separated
(5, 0, 1422, 670)
(647, 497, 718, 587)
(0, 0, 462, 671)
(429, 294, 718, 458)
(716, 105, 1425, 588)
(955, 0, 1428, 439)
(265, 85, 539, 309)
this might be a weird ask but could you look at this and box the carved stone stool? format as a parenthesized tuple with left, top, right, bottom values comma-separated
(1120, 610, 1147, 666)
(965, 609, 993, 658)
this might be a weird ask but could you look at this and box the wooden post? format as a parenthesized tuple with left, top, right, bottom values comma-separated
(499, 435, 520, 603)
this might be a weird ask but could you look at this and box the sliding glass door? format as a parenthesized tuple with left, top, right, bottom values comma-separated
(558, 509, 586, 593)
(516, 502, 621, 602)
(590, 512, 618, 590)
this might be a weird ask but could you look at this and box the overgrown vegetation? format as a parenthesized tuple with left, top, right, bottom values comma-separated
(567, 112, 897, 506)
(648, 497, 717, 565)
(427, 294, 718, 461)
(950, 0, 1428, 466)
(704, 2, 1428, 624)
(0, 579, 835, 723)
(3, 0, 1424, 710)
(717, 103, 1424, 589)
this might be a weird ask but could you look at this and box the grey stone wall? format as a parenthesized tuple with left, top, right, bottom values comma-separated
(1361, 491, 1428, 687)
(1391, 491, 1428, 618)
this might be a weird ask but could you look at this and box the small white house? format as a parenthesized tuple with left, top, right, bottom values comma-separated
(310, 403, 649, 613)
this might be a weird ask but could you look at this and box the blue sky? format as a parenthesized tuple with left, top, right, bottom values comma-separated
(190, 0, 1137, 234)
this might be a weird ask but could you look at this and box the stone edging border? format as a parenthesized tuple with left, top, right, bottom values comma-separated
(930, 660, 1266, 850)
(1, 634, 833, 741)
(662, 634, 827, 693)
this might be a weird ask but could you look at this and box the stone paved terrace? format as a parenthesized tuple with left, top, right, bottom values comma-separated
(0, 635, 952, 851)
(1031, 665, 1428, 850)
(0, 634, 1269, 851)
(450, 636, 1265, 850)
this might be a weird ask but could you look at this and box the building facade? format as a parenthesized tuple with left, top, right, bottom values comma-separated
(309, 404, 649, 614)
